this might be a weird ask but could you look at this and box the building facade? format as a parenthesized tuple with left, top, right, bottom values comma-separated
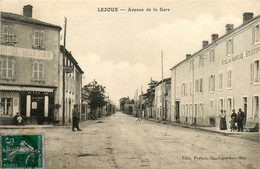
(170, 13, 260, 129)
(58, 46, 83, 125)
(0, 5, 61, 125)
(153, 78, 171, 121)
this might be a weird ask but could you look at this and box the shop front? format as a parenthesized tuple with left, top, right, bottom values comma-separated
(0, 85, 55, 125)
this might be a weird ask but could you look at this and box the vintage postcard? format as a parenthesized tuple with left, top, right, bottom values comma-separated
(0, 0, 259, 169)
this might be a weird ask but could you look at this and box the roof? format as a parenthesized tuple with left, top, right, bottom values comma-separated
(170, 14, 260, 70)
(60, 45, 84, 74)
(1, 11, 62, 30)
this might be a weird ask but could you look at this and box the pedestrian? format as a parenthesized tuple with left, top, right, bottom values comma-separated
(230, 109, 237, 131)
(14, 112, 19, 125)
(237, 108, 245, 132)
(17, 114, 23, 126)
(219, 110, 227, 130)
(72, 104, 81, 132)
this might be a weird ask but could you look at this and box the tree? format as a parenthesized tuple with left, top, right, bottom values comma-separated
(119, 97, 129, 111)
(83, 79, 107, 111)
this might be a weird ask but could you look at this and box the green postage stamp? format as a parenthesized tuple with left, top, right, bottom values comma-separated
(0, 134, 44, 169)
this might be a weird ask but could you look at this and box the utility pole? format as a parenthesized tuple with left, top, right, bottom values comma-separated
(140, 86, 142, 119)
(62, 17, 67, 125)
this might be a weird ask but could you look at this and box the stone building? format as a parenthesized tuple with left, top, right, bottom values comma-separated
(170, 12, 260, 129)
(0, 5, 61, 124)
(59, 46, 84, 125)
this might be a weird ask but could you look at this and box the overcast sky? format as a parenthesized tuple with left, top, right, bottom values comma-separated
(1, 0, 260, 104)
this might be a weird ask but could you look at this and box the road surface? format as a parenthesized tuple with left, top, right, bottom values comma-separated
(1, 112, 259, 169)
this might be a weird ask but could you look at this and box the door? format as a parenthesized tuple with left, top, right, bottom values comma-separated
(31, 95, 44, 125)
(175, 101, 180, 122)
(243, 97, 247, 126)
(194, 104, 197, 124)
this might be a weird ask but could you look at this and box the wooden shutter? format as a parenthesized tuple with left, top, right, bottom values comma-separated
(34, 30, 39, 46)
(208, 77, 210, 92)
(40, 31, 45, 46)
(252, 27, 255, 45)
(213, 75, 215, 91)
(250, 63, 254, 83)
(12, 60, 15, 79)
(13, 98, 19, 116)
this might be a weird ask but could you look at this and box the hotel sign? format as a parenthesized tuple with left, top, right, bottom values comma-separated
(221, 45, 260, 65)
(0, 45, 53, 60)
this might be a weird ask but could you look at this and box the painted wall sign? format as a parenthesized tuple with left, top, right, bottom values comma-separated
(221, 45, 260, 65)
(0, 45, 53, 60)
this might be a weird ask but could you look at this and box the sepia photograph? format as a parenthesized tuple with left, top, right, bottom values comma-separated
(0, 0, 259, 168)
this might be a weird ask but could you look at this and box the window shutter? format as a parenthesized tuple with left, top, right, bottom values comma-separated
(200, 78, 203, 93)
(34, 30, 39, 46)
(252, 27, 255, 45)
(213, 75, 215, 91)
(3, 25, 8, 42)
(250, 63, 254, 83)
(12, 60, 15, 79)
(0, 60, 2, 78)
(13, 98, 19, 116)
(212, 50, 215, 62)
(42, 63, 45, 80)
(32, 63, 35, 79)
(40, 31, 45, 46)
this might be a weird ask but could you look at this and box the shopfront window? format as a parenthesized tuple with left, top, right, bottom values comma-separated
(0, 98, 13, 116)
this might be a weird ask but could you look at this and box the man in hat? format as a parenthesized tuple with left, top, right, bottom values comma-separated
(72, 104, 81, 132)
(230, 109, 237, 132)
(237, 108, 245, 132)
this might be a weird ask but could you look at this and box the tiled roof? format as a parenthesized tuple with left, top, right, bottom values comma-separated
(1, 11, 62, 30)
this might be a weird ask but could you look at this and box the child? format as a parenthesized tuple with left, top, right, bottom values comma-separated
(230, 118, 236, 132)
(17, 115, 23, 126)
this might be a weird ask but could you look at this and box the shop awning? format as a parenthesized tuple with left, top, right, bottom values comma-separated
(0, 85, 54, 93)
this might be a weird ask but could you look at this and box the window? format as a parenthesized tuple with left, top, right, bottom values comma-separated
(195, 78, 203, 93)
(1, 25, 16, 43)
(34, 30, 45, 47)
(0, 59, 15, 79)
(0, 98, 13, 116)
(226, 38, 233, 55)
(252, 24, 260, 44)
(190, 82, 192, 95)
(186, 104, 189, 117)
(251, 60, 260, 83)
(253, 96, 259, 118)
(189, 104, 193, 117)
(209, 49, 215, 63)
(32, 62, 44, 81)
(219, 73, 223, 89)
(209, 75, 215, 92)
(227, 70, 232, 88)
(199, 55, 204, 67)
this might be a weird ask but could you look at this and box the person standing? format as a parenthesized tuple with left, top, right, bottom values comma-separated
(72, 104, 81, 132)
(237, 108, 245, 132)
(219, 110, 227, 130)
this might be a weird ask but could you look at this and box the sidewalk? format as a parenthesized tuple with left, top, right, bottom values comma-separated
(0, 125, 57, 129)
(145, 118, 259, 135)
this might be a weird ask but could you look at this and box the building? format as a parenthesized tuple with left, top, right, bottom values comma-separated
(153, 78, 171, 121)
(170, 12, 260, 129)
(0, 5, 61, 125)
(59, 46, 84, 125)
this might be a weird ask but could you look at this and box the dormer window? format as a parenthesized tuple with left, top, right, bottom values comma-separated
(33, 30, 45, 49)
(1, 25, 16, 44)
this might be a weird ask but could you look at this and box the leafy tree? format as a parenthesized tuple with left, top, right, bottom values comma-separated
(83, 80, 106, 110)
(119, 97, 129, 111)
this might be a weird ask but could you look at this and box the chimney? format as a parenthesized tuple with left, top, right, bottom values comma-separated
(225, 24, 234, 33)
(202, 41, 208, 48)
(243, 12, 254, 23)
(211, 34, 219, 43)
(186, 54, 191, 59)
(23, 5, 33, 18)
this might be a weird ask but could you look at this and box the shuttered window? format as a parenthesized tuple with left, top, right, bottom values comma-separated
(0, 59, 15, 79)
(227, 70, 232, 88)
(32, 62, 44, 81)
(226, 38, 233, 55)
(34, 30, 45, 47)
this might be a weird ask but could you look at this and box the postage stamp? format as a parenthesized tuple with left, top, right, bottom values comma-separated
(0, 134, 44, 169)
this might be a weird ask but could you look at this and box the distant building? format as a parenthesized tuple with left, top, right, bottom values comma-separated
(153, 78, 171, 121)
(0, 5, 61, 125)
(170, 12, 260, 129)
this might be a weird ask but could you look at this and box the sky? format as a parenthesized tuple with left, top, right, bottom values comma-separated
(1, 0, 260, 105)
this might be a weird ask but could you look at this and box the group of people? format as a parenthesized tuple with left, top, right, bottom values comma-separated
(219, 108, 245, 132)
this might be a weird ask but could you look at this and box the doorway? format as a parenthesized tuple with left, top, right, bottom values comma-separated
(243, 97, 247, 126)
(31, 95, 44, 125)
(175, 101, 180, 122)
